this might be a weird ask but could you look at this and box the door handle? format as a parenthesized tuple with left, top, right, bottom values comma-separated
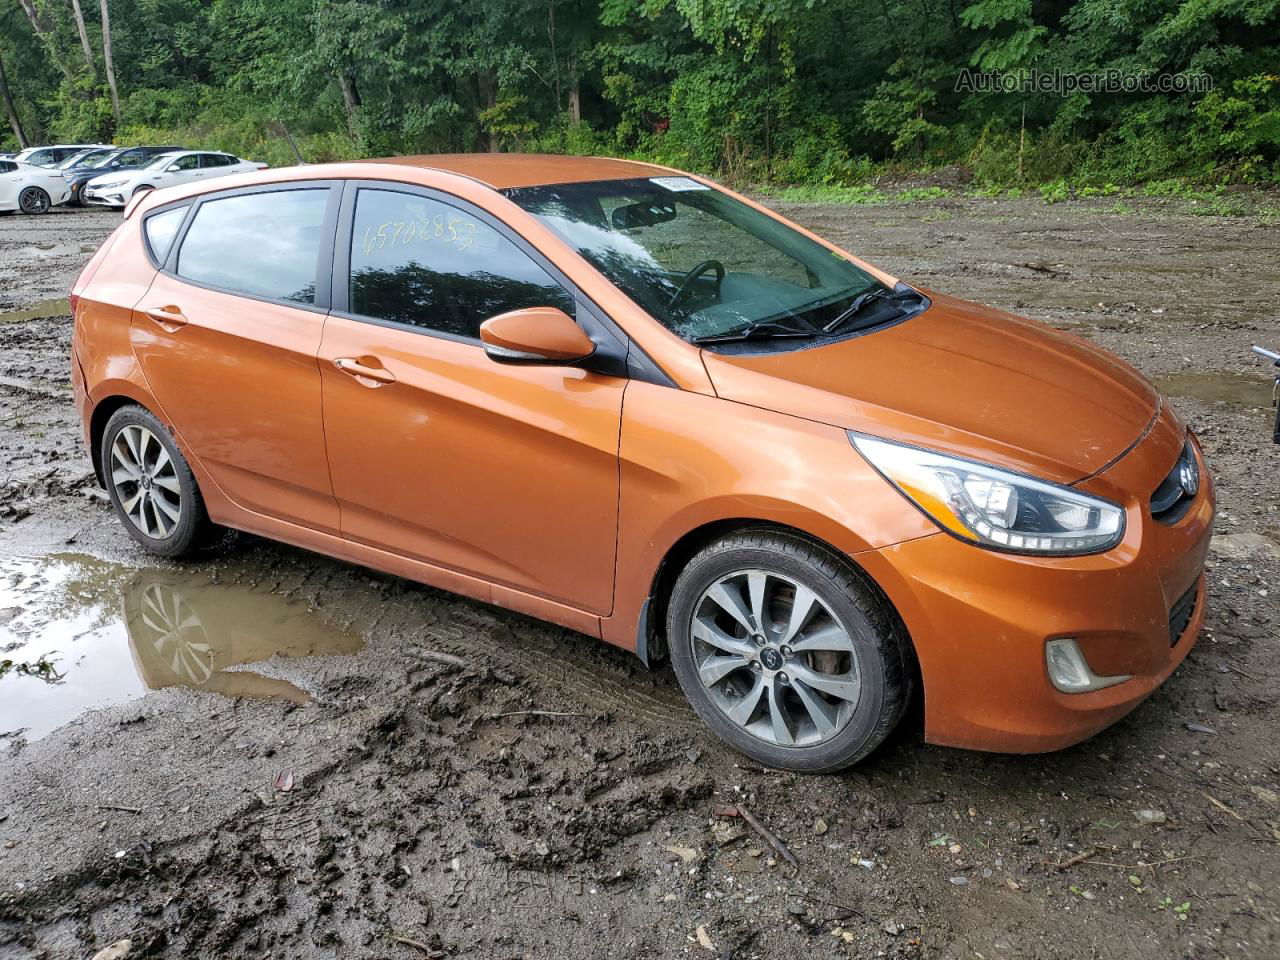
(334, 356, 396, 385)
(142, 305, 188, 332)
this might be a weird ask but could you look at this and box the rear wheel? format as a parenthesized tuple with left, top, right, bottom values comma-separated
(101, 405, 217, 558)
(667, 529, 912, 772)
(18, 187, 51, 215)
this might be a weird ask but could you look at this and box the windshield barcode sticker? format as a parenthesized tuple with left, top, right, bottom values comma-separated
(650, 176, 709, 192)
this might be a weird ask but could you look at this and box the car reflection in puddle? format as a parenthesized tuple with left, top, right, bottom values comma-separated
(0, 555, 363, 740)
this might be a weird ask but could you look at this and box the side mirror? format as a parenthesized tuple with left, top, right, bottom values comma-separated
(479, 307, 595, 365)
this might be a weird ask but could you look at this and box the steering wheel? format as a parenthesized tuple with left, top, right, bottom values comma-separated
(666, 259, 726, 311)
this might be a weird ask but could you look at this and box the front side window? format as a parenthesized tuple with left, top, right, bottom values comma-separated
(506, 177, 886, 343)
(348, 188, 575, 339)
(169, 155, 200, 172)
(144, 207, 187, 263)
(176, 189, 329, 304)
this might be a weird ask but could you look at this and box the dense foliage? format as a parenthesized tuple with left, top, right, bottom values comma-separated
(2, 0, 1278, 186)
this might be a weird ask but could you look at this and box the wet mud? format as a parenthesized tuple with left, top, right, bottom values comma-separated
(0, 198, 1277, 959)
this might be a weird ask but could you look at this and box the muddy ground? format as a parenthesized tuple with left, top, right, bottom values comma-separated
(0, 196, 1278, 960)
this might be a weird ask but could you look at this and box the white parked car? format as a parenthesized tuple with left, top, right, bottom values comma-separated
(0, 158, 73, 215)
(83, 151, 268, 208)
(13, 144, 111, 167)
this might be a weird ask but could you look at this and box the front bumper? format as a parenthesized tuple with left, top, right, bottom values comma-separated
(860, 406, 1214, 753)
(83, 186, 126, 207)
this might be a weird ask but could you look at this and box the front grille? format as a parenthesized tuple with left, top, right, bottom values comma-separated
(1150, 440, 1198, 525)
(1168, 584, 1198, 648)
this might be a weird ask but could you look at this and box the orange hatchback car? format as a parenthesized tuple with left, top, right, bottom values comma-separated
(71, 155, 1214, 771)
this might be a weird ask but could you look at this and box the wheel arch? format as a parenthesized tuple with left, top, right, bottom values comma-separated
(88, 393, 149, 486)
(637, 519, 918, 686)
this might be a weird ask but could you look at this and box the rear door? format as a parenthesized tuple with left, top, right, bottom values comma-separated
(198, 153, 236, 181)
(317, 181, 626, 615)
(130, 183, 342, 531)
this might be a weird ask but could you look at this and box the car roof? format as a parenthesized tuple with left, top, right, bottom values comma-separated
(157, 150, 229, 159)
(126, 153, 691, 219)
(356, 153, 673, 189)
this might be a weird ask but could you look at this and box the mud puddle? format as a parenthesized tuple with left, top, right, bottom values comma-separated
(1154, 370, 1276, 411)
(0, 553, 363, 739)
(13, 241, 99, 258)
(0, 296, 71, 323)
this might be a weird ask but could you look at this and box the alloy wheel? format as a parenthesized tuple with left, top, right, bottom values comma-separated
(689, 569, 861, 747)
(110, 424, 183, 539)
(19, 187, 50, 215)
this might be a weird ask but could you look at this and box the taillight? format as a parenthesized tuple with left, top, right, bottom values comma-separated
(69, 291, 80, 318)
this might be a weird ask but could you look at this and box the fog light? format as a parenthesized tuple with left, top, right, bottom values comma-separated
(1044, 638, 1132, 693)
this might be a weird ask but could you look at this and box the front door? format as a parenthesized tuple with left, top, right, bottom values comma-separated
(161, 154, 204, 187)
(130, 184, 341, 532)
(0, 161, 18, 209)
(318, 184, 624, 615)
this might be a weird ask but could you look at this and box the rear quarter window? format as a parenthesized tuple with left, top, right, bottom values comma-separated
(144, 207, 188, 265)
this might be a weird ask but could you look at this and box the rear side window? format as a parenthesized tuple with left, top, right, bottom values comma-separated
(144, 207, 187, 264)
(348, 187, 575, 338)
(176, 189, 329, 305)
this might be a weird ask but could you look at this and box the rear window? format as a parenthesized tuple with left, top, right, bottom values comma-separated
(144, 207, 187, 264)
(175, 188, 329, 305)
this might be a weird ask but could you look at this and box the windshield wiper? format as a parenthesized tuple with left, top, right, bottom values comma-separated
(821, 286, 898, 334)
(691, 320, 819, 345)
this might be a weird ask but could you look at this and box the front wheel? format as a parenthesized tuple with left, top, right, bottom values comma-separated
(18, 187, 51, 215)
(666, 529, 913, 773)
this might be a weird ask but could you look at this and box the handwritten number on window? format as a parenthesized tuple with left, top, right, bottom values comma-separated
(362, 214, 480, 255)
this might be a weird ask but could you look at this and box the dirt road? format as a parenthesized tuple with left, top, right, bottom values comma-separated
(1, 197, 1277, 960)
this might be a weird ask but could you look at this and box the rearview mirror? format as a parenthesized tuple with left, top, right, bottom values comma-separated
(479, 307, 595, 365)
(612, 199, 677, 230)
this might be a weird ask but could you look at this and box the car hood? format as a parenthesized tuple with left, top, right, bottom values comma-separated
(699, 290, 1159, 484)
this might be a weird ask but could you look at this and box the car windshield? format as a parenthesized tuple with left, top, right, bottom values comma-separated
(60, 148, 114, 170)
(504, 177, 885, 342)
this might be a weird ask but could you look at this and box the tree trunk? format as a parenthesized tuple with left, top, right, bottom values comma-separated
(70, 0, 99, 78)
(337, 71, 361, 138)
(0, 53, 29, 149)
(1018, 100, 1026, 181)
(18, 0, 74, 79)
(483, 72, 498, 152)
(17, 0, 48, 34)
(567, 82, 580, 124)
(99, 0, 120, 122)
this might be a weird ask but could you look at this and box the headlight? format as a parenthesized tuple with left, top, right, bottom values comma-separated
(94, 180, 125, 189)
(851, 433, 1125, 555)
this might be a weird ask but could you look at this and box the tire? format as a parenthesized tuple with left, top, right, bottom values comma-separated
(18, 187, 51, 215)
(132, 184, 155, 199)
(100, 405, 217, 558)
(666, 529, 913, 773)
